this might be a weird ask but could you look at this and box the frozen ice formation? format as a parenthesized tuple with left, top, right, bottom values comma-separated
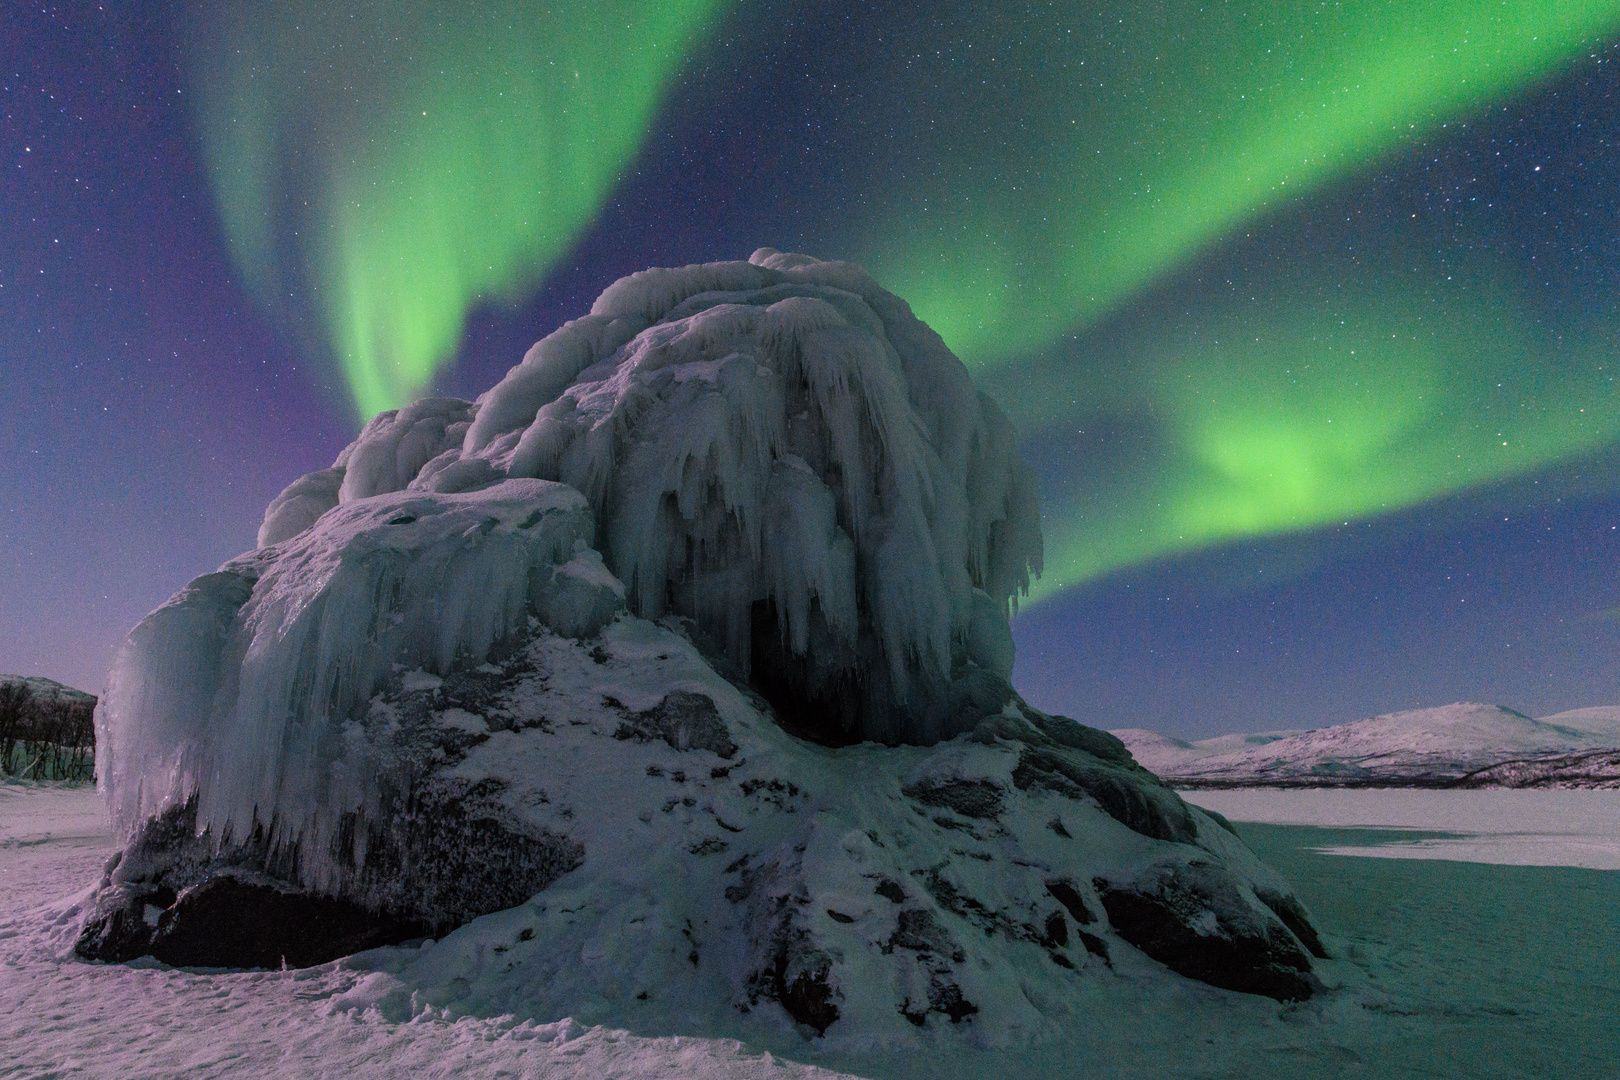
(82, 252, 1325, 1034)
(83, 619, 1326, 1038)
(97, 478, 615, 890)
(255, 248, 1041, 746)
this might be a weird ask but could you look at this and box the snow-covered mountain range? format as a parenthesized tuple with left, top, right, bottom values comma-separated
(1114, 703, 1620, 788)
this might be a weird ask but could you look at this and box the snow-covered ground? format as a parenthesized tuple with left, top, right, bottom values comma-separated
(5, 782, 1617, 1078)
(0, 782, 857, 1080)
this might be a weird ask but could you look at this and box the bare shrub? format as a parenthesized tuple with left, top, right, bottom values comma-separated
(1, 683, 96, 781)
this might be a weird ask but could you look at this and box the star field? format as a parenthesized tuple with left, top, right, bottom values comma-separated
(2, 1, 1616, 734)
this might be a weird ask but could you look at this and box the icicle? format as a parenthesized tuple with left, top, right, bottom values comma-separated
(122, 251, 1045, 862)
(100, 479, 606, 890)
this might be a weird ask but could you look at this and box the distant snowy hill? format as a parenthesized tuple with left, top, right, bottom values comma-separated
(1113, 703, 1620, 788)
(1452, 748, 1620, 788)
(0, 675, 95, 704)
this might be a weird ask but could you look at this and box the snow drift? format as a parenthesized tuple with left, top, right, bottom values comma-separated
(83, 252, 1325, 1036)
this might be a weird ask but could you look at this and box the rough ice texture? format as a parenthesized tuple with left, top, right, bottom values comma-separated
(258, 249, 1041, 746)
(87, 253, 1322, 1032)
(85, 618, 1326, 1037)
(99, 478, 613, 896)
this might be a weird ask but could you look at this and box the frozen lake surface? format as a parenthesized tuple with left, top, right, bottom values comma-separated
(1183, 788, 1620, 869)
(3, 783, 1616, 1078)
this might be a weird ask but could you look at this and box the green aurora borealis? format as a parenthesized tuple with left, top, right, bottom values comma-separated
(190, 0, 727, 418)
(190, 0, 1620, 603)
(1000, 257, 1620, 600)
(848, 1, 1620, 365)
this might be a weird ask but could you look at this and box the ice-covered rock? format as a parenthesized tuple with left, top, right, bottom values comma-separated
(96, 478, 609, 891)
(82, 253, 1325, 1037)
(256, 249, 1042, 746)
(83, 617, 1326, 1037)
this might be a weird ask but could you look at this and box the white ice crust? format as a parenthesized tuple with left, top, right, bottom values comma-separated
(255, 250, 1042, 743)
(99, 479, 609, 872)
(100, 251, 1043, 915)
(85, 255, 1359, 1045)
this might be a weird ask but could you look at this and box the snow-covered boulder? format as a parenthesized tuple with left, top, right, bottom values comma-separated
(80, 253, 1326, 1037)
(83, 615, 1325, 1035)
(81, 478, 611, 965)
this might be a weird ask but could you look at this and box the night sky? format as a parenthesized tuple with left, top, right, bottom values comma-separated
(4, 1, 1617, 737)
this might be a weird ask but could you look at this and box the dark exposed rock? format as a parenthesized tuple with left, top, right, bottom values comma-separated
(81, 614, 1325, 1028)
(752, 913, 841, 1031)
(75, 860, 432, 968)
(970, 702, 1146, 770)
(75, 773, 582, 968)
(1449, 749, 1620, 789)
(968, 698, 1204, 845)
(779, 967, 841, 1034)
(901, 777, 1004, 819)
(874, 878, 906, 904)
(731, 854, 844, 1034)
(887, 908, 963, 962)
(957, 697, 1324, 991)
(909, 867, 1066, 957)
(432, 653, 541, 731)
(151, 878, 429, 969)
(899, 979, 979, 1026)
(1256, 888, 1329, 959)
(1012, 748, 1199, 844)
(1095, 860, 1318, 1002)
(354, 776, 584, 922)
(1076, 929, 1111, 963)
(1197, 806, 1243, 838)
(614, 690, 737, 759)
(931, 981, 979, 1022)
(1044, 878, 1097, 925)
(1017, 705, 1141, 769)
(72, 878, 174, 964)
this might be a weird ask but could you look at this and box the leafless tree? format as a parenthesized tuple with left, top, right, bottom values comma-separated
(0, 681, 32, 776)
(0, 683, 96, 781)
